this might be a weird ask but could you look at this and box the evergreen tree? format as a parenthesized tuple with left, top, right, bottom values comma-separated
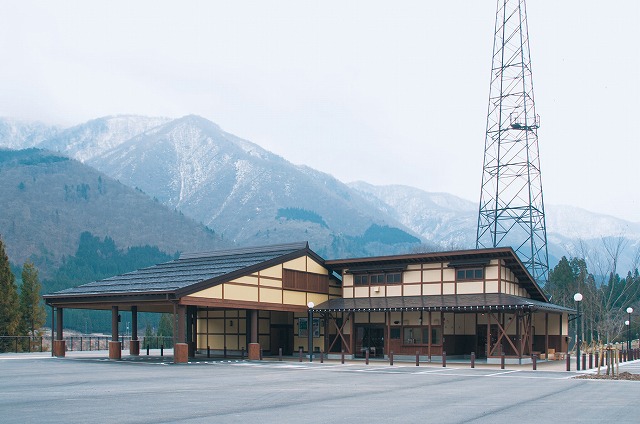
(0, 236, 20, 351)
(19, 261, 46, 337)
(157, 313, 174, 348)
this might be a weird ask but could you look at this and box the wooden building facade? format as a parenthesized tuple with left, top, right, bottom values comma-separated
(43, 243, 571, 363)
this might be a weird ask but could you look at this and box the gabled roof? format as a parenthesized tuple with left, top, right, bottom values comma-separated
(314, 294, 574, 314)
(44, 242, 317, 302)
(325, 247, 548, 302)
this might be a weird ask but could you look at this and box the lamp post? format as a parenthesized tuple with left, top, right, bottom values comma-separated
(307, 301, 314, 363)
(574, 293, 583, 371)
(626, 307, 633, 351)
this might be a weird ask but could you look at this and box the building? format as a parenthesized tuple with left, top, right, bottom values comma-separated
(44, 242, 571, 363)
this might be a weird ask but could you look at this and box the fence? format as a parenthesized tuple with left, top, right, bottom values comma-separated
(0, 335, 174, 353)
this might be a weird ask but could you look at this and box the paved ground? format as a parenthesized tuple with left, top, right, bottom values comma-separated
(1, 351, 639, 423)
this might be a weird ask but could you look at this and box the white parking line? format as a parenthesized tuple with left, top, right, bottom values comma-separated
(484, 369, 521, 376)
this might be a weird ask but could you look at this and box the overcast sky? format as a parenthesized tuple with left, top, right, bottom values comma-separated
(1, 1, 638, 222)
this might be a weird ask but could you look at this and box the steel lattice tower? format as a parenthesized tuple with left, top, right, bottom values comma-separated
(476, 0, 549, 284)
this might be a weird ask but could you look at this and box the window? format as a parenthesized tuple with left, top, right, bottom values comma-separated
(456, 268, 484, 280)
(353, 272, 401, 285)
(386, 273, 401, 284)
(354, 275, 368, 286)
(403, 327, 422, 344)
(430, 327, 442, 345)
(390, 328, 401, 339)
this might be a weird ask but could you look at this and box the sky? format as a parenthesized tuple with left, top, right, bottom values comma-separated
(1, 1, 638, 222)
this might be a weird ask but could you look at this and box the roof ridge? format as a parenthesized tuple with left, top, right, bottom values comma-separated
(178, 241, 308, 260)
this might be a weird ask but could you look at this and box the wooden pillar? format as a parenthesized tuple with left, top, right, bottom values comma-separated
(544, 312, 549, 357)
(56, 307, 64, 340)
(486, 312, 491, 357)
(323, 312, 329, 354)
(184, 306, 197, 357)
(386, 311, 391, 356)
(129, 306, 139, 356)
(109, 306, 121, 360)
(428, 311, 432, 361)
(111, 306, 119, 341)
(529, 311, 534, 356)
(53, 307, 66, 357)
(516, 312, 522, 358)
(350, 311, 355, 355)
(177, 305, 186, 343)
(248, 309, 260, 360)
(174, 305, 188, 363)
(131, 306, 138, 340)
(50, 306, 55, 357)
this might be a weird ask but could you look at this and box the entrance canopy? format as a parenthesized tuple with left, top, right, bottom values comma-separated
(315, 293, 574, 314)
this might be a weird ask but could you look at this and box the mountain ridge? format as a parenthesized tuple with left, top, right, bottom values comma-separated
(1, 115, 638, 272)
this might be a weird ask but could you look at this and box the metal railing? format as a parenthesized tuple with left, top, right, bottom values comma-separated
(0, 335, 174, 353)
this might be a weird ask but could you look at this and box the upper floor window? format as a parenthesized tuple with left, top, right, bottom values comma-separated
(457, 268, 484, 280)
(354, 272, 401, 285)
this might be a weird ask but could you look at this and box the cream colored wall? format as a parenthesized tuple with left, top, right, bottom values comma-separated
(443, 313, 455, 334)
(189, 255, 335, 308)
(345, 258, 533, 299)
(547, 314, 561, 336)
(453, 314, 476, 335)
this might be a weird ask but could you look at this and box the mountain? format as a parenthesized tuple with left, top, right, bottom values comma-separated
(2, 114, 637, 273)
(348, 181, 640, 272)
(0, 118, 60, 149)
(38, 115, 170, 161)
(82, 115, 423, 258)
(0, 148, 229, 276)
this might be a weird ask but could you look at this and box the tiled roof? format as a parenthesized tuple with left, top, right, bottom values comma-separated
(314, 293, 574, 313)
(46, 242, 310, 298)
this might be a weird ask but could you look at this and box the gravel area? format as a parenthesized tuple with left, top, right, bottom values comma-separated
(575, 371, 640, 381)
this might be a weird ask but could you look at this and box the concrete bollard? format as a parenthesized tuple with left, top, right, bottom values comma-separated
(471, 352, 475, 368)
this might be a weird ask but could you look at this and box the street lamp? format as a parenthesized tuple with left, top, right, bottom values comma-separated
(307, 301, 314, 363)
(574, 293, 583, 371)
(626, 307, 633, 351)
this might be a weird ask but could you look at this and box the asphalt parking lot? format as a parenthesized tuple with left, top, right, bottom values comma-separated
(1, 352, 638, 423)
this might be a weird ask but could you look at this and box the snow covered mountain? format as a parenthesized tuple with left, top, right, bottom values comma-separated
(81, 115, 420, 258)
(38, 115, 171, 161)
(348, 182, 640, 271)
(0, 118, 60, 149)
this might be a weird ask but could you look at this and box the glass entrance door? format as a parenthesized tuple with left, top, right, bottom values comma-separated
(355, 325, 385, 358)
